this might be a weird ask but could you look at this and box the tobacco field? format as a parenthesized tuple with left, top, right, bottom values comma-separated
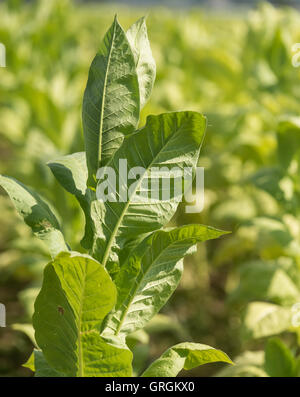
(1, 0, 300, 377)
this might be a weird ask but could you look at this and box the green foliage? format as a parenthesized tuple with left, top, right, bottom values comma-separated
(90, 111, 206, 273)
(264, 338, 297, 377)
(1, 15, 230, 377)
(2, 0, 300, 378)
(23, 349, 66, 377)
(82, 17, 140, 183)
(142, 342, 232, 377)
(0, 175, 68, 257)
(32, 252, 132, 377)
(102, 225, 227, 337)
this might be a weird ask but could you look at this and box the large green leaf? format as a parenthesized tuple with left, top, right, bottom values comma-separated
(47, 152, 94, 249)
(92, 111, 206, 271)
(82, 16, 140, 185)
(102, 224, 227, 336)
(127, 17, 156, 108)
(32, 251, 132, 376)
(0, 175, 68, 258)
(142, 342, 233, 377)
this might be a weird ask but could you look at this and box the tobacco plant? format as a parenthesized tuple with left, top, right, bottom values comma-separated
(0, 17, 232, 377)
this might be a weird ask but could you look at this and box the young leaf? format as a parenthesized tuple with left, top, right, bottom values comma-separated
(47, 152, 94, 249)
(82, 16, 140, 185)
(102, 224, 228, 337)
(141, 342, 233, 377)
(33, 251, 132, 376)
(0, 175, 68, 258)
(127, 17, 156, 108)
(23, 352, 35, 372)
(92, 111, 207, 271)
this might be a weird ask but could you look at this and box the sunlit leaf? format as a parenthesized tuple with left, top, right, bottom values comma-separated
(142, 342, 233, 377)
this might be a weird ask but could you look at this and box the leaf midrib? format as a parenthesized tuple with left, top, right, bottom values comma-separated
(97, 18, 117, 167)
(77, 262, 87, 377)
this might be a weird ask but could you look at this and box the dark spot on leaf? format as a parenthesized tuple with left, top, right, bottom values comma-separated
(58, 306, 64, 315)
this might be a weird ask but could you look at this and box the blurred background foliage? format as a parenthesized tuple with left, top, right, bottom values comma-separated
(1, 0, 300, 377)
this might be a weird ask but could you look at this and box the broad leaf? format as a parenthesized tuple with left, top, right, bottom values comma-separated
(0, 175, 68, 258)
(33, 251, 132, 376)
(141, 342, 233, 377)
(82, 16, 140, 185)
(127, 17, 156, 108)
(47, 152, 93, 249)
(91, 111, 207, 271)
(102, 224, 227, 336)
